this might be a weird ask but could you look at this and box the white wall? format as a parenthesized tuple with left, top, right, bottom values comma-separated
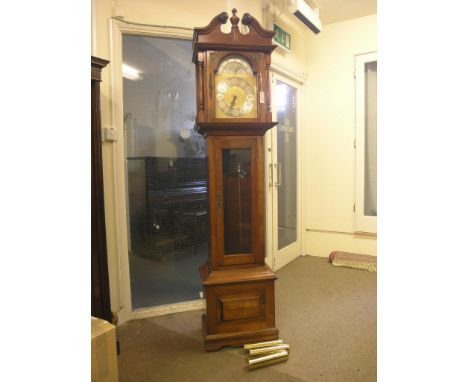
(302, 14, 377, 258)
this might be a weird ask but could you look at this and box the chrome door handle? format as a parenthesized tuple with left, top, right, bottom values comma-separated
(275, 163, 282, 187)
(269, 163, 274, 187)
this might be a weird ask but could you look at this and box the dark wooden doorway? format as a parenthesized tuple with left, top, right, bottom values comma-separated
(91, 56, 112, 323)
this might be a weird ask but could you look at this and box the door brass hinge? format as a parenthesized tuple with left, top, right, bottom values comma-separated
(354, 139, 356, 148)
(353, 203, 356, 212)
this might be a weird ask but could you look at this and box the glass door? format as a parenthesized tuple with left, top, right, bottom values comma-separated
(213, 137, 263, 267)
(122, 35, 206, 311)
(266, 73, 302, 271)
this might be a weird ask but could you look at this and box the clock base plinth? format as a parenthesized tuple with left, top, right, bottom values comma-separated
(201, 314, 279, 352)
(199, 262, 279, 352)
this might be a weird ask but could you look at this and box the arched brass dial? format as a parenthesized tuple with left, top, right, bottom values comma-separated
(215, 56, 257, 119)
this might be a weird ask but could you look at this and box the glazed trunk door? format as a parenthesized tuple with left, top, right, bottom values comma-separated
(213, 137, 265, 267)
(266, 72, 302, 271)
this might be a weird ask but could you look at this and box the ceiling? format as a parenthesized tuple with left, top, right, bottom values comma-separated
(293, 0, 376, 25)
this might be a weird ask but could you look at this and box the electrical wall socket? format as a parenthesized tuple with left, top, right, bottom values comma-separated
(102, 127, 117, 142)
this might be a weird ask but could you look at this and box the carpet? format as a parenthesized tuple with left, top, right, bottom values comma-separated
(117, 256, 376, 381)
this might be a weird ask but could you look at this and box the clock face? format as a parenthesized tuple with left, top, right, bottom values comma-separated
(215, 56, 257, 119)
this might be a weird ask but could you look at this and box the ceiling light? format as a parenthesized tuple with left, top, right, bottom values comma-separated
(122, 63, 142, 81)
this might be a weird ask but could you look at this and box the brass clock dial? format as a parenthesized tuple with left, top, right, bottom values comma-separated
(215, 56, 257, 119)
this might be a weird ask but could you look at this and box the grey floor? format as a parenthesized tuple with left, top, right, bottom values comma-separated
(117, 256, 377, 382)
(129, 243, 208, 309)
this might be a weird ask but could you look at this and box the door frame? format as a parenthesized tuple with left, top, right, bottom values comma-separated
(265, 68, 304, 271)
(354, 51, 377, 234)
(109, 19, 205, 322)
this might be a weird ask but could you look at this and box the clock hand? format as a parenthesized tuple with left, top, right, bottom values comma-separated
(229, 95, 237, 110)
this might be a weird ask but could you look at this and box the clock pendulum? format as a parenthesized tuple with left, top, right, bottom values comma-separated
(192, 9, 279, 351)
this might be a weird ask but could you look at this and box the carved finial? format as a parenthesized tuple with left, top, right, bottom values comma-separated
(230, 8, 239, 27)
(241, 13, 253, 25)
(217, 12, 229, 24)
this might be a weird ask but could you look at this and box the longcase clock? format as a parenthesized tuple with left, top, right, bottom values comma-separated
(192, 9, 279, 351)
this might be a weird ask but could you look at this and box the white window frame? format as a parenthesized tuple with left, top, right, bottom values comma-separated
(354, 51, 377, 234)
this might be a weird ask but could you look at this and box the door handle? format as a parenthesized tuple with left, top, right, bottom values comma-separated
(275, 163, 282, 187)
(269, 163, 274, 187)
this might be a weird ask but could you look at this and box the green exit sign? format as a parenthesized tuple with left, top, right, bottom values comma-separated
(273, 24, 291, 52)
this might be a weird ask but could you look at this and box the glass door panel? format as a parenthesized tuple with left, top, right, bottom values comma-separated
(354, 52, 377, 233)
(222, 149, 252, 254)
(122, 35, 206, 310)
(276, 80, 297, 250)
(364, 61, 377, 217)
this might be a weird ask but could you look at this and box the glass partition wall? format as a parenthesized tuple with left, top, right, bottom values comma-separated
(122, 35, 206, 309)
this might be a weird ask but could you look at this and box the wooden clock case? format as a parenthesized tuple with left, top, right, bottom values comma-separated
(193, 9, 279, 351)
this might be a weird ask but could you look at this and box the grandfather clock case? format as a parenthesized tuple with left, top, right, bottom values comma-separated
(193, 9, 279, 351)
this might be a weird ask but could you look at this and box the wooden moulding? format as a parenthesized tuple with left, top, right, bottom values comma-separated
(194, 122, 277, 137)
(199, 263, 277, 286)
(192, 9, 277, 64)
(202, 314, 279, 352)
(91, 56, 109, 82)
